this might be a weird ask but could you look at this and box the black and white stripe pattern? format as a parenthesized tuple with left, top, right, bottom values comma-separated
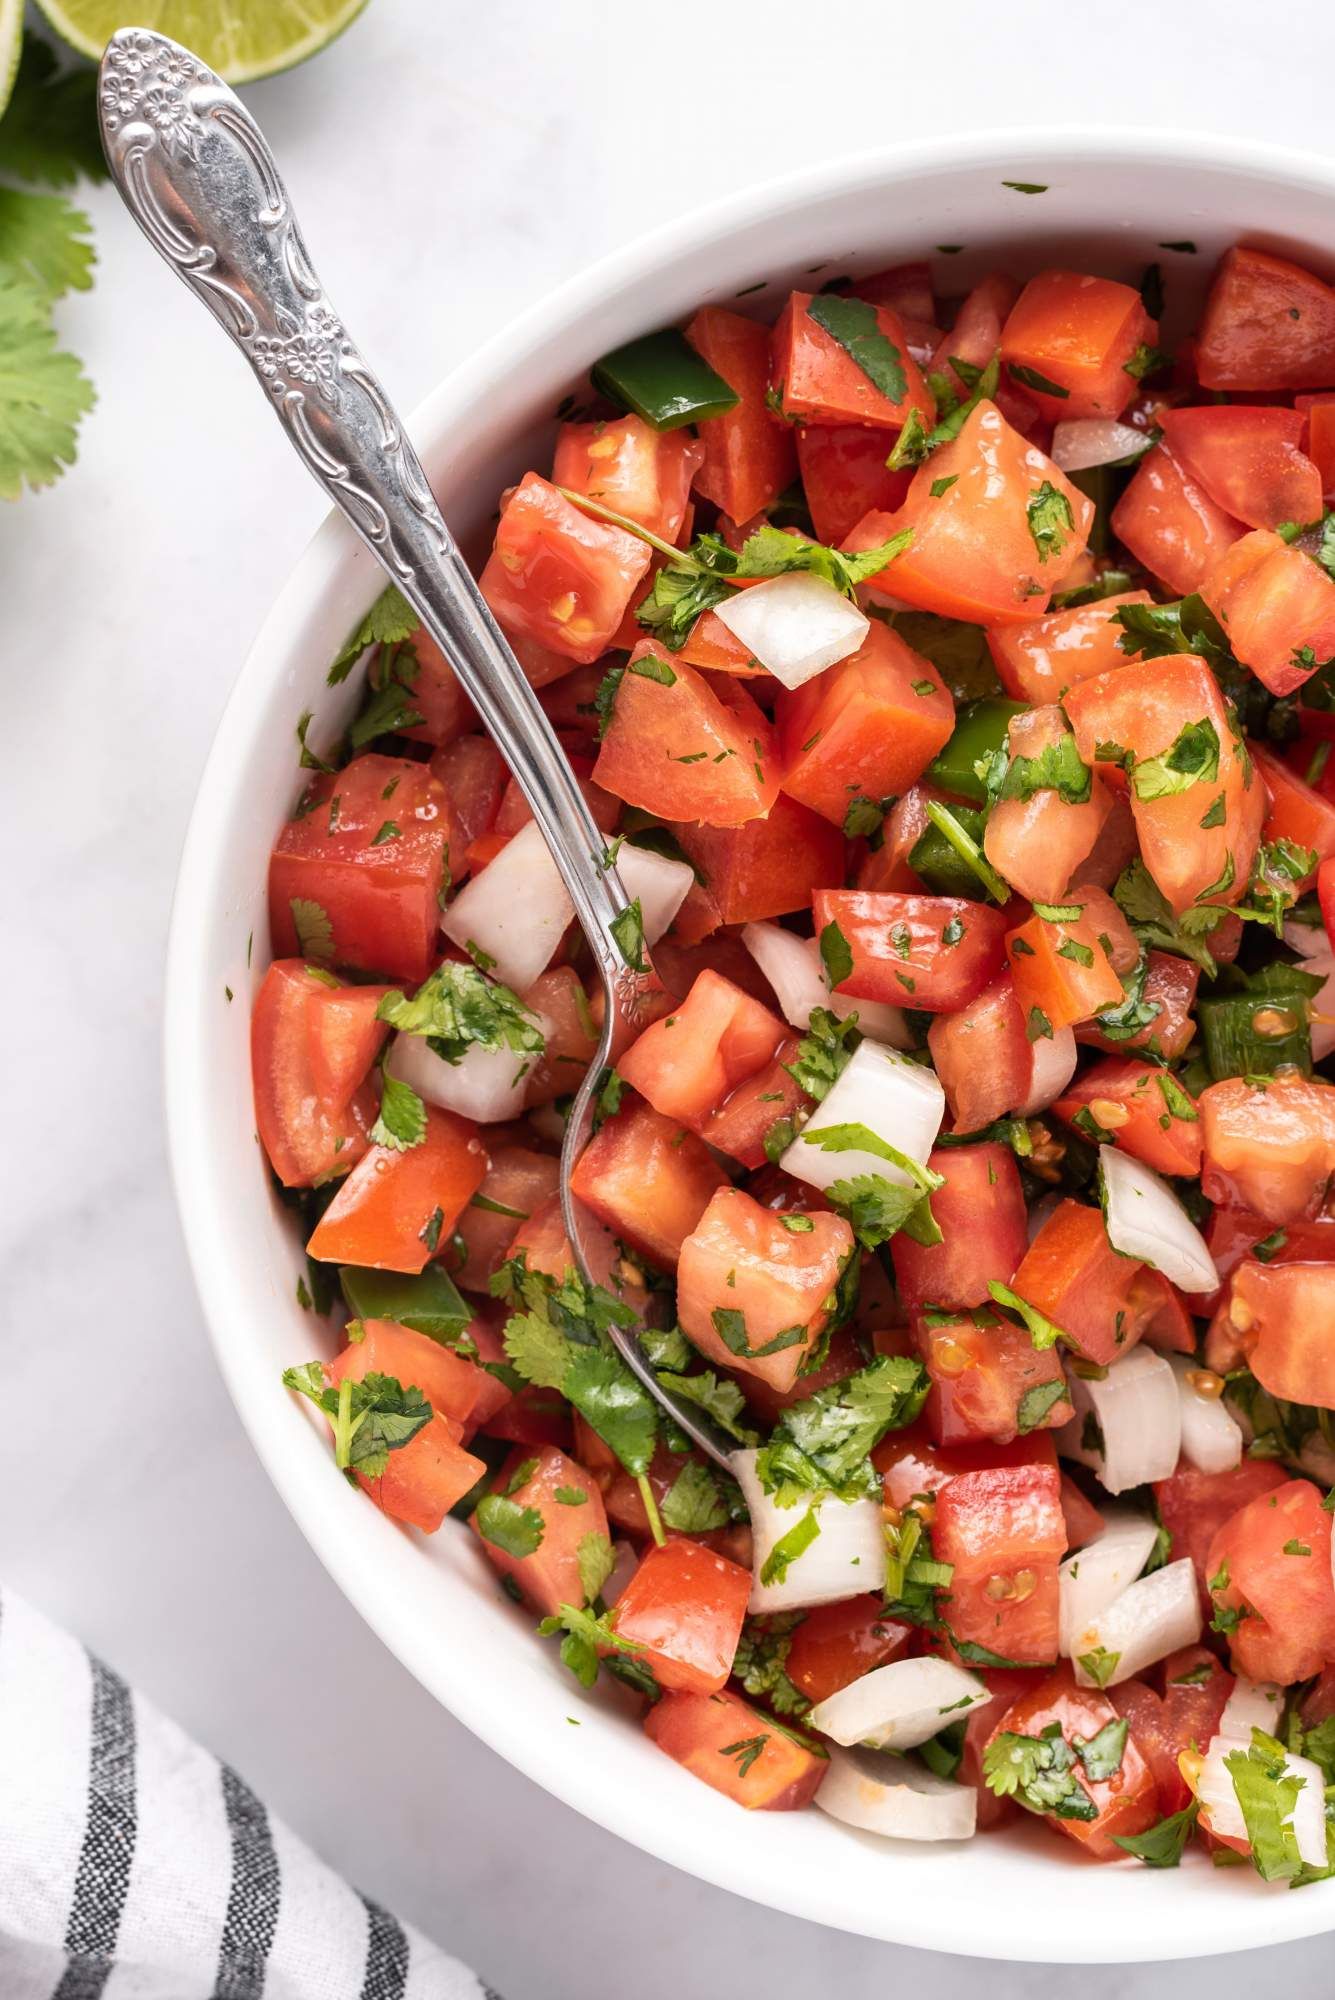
(0, 1586, 500, 2000)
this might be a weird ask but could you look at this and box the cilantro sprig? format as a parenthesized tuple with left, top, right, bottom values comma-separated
(756, 1355, 928, 1505)
(377, 961, 546, 1069)
(282, 1363, 432, 1477)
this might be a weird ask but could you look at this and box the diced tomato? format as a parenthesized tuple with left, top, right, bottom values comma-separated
(652, 928, 780, 1011)
(428, 734, 506, 872)
(1253, 743, 1335, 882)
(776, 621, 954, 826)
(982, 711, 1113, 905)
(1154, 1459, 1292, 1610)
(396, 626, 474, 748)
(329, 1315, 506, 1436)
(1001, 270, 1155, 421)
(960, 1667, 1046, 1828)
(986, 591, 1153, 706)
(933, 1458, 1066, 1664)
(929, 271, 1020, 399)
(493, 764, 619, 842)
(1005, 899, 1126, 1033)
(1206, 1478, 1335, 1684)
(1113, 1647, 1233, 1818)
(993, 1666, 1160, 1858)
(1109, 444, 1244, 597)
(727, 1322, 862, 1428)
(1298, 391, 1335, 501)
(699, 1037, 810, 1171)
(551, 414, 702, 543)
(441, 1145, 560, 1292)
(497, 1191, 612, 1293)
(855, 261, 936, 320)
(1224, 1259, 1335, 1408)
(814, 889, 1010, 1014)
(611, 1537, 751, 1694)
(784, 1597, 912, 1704)
(644, 1687, 827, 1810)
(1203, 1205, 1335, 1320)
(1060, 1475, 1106, 1552)
(857, 783, 943, 893)
(1077, 950, 1200, 1062)
(927, 973, 1033, 1132)
(251, 960, 383, 1187)
(307, 1106, 487, 1273)
(570, 1096, 728, 1273)
(269, 754, 453, 984)
(1053, 1057, 1202, 1177)
(686, 306, 798, 524)
(1302, 1665, 1335, 1730)
(876, 1426, 1057, 1506)
(795, 424, 913, 544)
(478, 472, 651, 664)
(618, 969, 786, 1129)
(891, 1143, 1028, 1314)
(1007, 1199, 1146, 1367)
(913, 1310, 1072, 1447)
(470, 1444, 611, 1616)
(1063, 655, 1264, 915)
(1160, 405, 1321, 532)
(844, 401, 1094, 623)
(670, 794, 844, 923)
(1199, 1071, 1335, 1226)
(1196, 245, 1335, 392)
(770, 291, 935, 433)
(1200, 530, 1335, 699)
(521, 966, 600, 1109)
(676, 1185, 854, 1394)
(358, 1411, 485, 1533)
(593, 645, 780, 827)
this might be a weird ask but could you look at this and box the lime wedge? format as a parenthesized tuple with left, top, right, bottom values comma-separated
(0, 2, 24, 120)
(33, 0, 369, 84)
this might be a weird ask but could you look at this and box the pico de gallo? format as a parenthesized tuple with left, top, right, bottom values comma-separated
(255, 235, 1335, 1881)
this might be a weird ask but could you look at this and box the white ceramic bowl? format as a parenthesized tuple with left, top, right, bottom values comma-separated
(166, 127, 1335, 1961)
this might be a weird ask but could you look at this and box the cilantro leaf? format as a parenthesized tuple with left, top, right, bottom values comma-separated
(0, 188, 94, 301)
(1113, 1800, 1200, 1867)
(0, 272, 95, 500)
(988, 1279, 1069, 1351)
(1016, 1378, 1069, 1434)
(576, 1530, 615, 1604)
(475, 1492, 546, 1558)
(1130, 718, 1221, 801)
(825, 1172, 940, 1250)
(289, 896, 335, 965)
(377, 962, 545, 1066)
(1223, 1728, 1309, 1882)
(818, 921, 854, 989)
(538, 1599, 643, 1689)
(1077, 1646, 1122, 1690)
(784, 1006, 860, 1102)
(369, 1070, 427, 1152)
(806, 294, 907, 403)
(980, 727, 1091, 807)
(1112, 859, 1225, 977)
(610, 900, 647, 973)
(654, 1366, 759, 1446)
(1026, 481, 1075, 563)
(732, 1616, 810, 1718)
(983, 1724, 1098, 1820)
(282, 1365, 433, 1478)
(756, 1355, 927, 1503)
(660, 1459, 731, 1534)
(759, 1507, 821, 1587)
(0, 42, 106, 189)
(565, 1347, 659, 1479)
(1073, 1716, 1128, 1779)
(711, 1307, 809, 1361)
(495, 1254, 655, 1476)
(327, 584, 417, 685)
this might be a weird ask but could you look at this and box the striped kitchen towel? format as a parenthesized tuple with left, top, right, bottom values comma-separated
(0, 1585, 501, 2000)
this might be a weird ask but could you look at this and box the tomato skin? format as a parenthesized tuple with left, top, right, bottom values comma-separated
(1076, 950, 1200, 1062)
(610, 1537, 750, 1695)
(1197, 245, 1335, 391)
(1200, 531, 1335, 699)
(1001, 270, 1154, 421)
(891, 1143, 1027, 1315)
(1159, 406, 1323, 532)
(493, 762, 620, 843)
(1005, 902, 1125, 1032)
(771, 291, 935, 432)
(1202, 1203, 1335, 1320)
(359, 1412, 486, 1533)
(269, 754, 454, 984)
(795, 423, 913, 543)
(933, 1460, 1066, 1664)
(1009, 1199, 1146, 1368)
(1053, 1057, 1202, 1177)
(1110, 443, 1244, 597)
(671, 794, 845, 924)
(686, 306, 798, 524)
(876, 1425, 1057, 1505)
(676, 1185, 854, 1394)
(570, 1096, 727, 1273)
(1199, 1071, 1335, 1226)
(593, 645, 780, 827)
(990, 1666, 1160, 1858)
(776, 620, 954, 826)
(329, 1316, 507, 1437)
(927, 974, 1032, 1132)
(814, 889, 1010, 1014)
(699, 1037, 810, 1171)
(479, 472, 651, 664)
(1153, 1460, 1290, 1610)
(251, 961, 383, 1187)
(428, 734, 506, 872)
(986, 591, 1153, 706)
(784, 1597, 913, 1704)
(307, 1106, 487, 1274)
(618, 969, 786, 1130)
(1206, 1478, 1335, 1684)
(1253, 744, 1335, 882)
(843, 401, 1094, 623)
(1063, 655, 1263, 916)
(913, 1311, 1072, 1447)
(644, 1687, 827, 1810)
(552, 414, 702, 544)
(470, 1444, 611, 1617)
(1226, 1260, 1335, 1408)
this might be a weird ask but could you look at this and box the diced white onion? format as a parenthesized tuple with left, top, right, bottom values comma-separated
(732, 1449, 885, 1612)
(1168, 1354, 1243, 1475)
(441, 820, 572, 990)
(816, 1746, 978, 1842)
(1049, 418, 1153, 472)
(713, 572, 869, 690)
(1282, 917, 1331, 960)
(1218, 1677, 1285, 1742)
(1071, 1558, 1201, 1686)
(1099, 1146, 1218, 1294)
(613, 842, 693, 946)
(808, 1657, 987, 1751)
(1056, 1347, 1182, 1494)
(780, 1040, 944, 1192)
(741, 923, 909, 1048)
(1297, 951, 1335, 1063)
(1197, 1738, 1329, 1871)
(1017, 1026, 1078, 1116)
(1058, 1509, 1161, 1660)
(387, 1011, 549, 1125)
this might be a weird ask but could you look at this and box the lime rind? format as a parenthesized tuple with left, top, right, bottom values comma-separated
(32, 0, 371, 84)
(0, 0, 25, 122)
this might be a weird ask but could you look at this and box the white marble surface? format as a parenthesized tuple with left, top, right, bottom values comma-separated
(6, 1, 1335, 1990)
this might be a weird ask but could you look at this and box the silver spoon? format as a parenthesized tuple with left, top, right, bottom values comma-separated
(99, 27, 735, 1469)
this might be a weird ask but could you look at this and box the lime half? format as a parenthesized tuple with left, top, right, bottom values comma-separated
(0, 1, 24, 120)
(33, 0, 370, 84)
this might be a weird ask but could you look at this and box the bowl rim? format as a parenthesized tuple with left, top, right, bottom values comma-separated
(165, 121, 1335, 1961)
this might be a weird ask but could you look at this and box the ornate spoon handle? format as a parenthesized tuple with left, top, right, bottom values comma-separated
(100, 29, 735, 1469)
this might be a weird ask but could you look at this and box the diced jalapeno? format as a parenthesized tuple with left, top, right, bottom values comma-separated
(591, 328, 740, 431)
(925, 698, 1028, 803)
(339, 1264, 473, 1342)
(909, 803, 991, 899)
